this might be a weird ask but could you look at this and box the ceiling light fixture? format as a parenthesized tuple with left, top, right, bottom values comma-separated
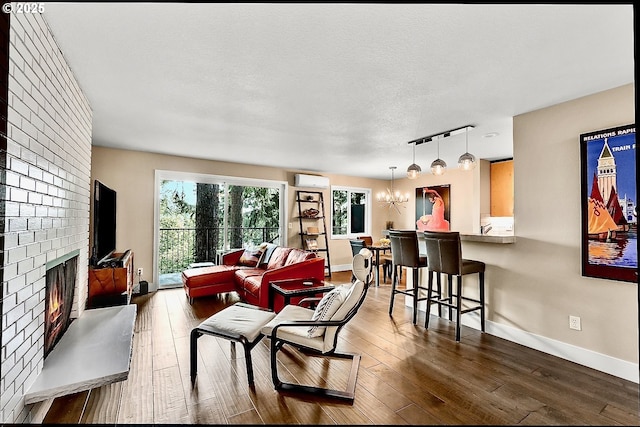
(377, 166, 409, 213)
(406, 139, 422, 179)
(408, 125, 475, 176)
(430, 136, 446, 175)
(457, 126, 476, 170)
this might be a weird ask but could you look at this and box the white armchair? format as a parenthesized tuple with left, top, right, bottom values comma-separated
(260, 248, 373, 401)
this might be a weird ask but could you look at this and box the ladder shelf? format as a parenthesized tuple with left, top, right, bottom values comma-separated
(296, 190, 331, 278)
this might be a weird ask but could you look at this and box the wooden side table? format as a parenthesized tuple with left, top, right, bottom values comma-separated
(269, 278, 335, 311)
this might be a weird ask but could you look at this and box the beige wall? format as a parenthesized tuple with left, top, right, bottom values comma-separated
(91, 82, 637, 374)
(465, 83, 636, 364)
(90, 148, 391, 282)
(390, 84, 637, 374)
(386, 162, 481, 232)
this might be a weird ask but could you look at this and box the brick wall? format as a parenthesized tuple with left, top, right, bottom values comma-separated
(0, 5, 10, 422)
(1, 12, 92, 423)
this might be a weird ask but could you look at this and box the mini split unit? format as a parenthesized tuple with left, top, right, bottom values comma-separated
(294, 174, 330, 189)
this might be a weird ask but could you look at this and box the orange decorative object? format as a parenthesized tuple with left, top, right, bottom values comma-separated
(302, 208, 319, 218)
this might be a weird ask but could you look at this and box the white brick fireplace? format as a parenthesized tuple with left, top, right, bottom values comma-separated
(1, 12, 92, 423)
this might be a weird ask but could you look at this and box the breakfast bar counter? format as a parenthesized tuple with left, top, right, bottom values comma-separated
(459, 233, 516, 244)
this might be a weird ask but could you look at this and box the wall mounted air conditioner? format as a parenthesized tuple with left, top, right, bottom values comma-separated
(294, 174, 330, 189)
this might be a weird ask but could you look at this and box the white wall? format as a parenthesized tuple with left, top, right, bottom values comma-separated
(1, 13, 92, 423)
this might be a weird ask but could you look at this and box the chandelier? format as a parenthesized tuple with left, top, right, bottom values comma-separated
(377, 166, 409, 213)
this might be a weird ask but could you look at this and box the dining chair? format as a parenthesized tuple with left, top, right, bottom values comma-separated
(422, 231, 486, 342)
(349, 240, 365, 281)
(378, 252, 393, 283)
(357, 235, 374, 246)
(388, 230, 430, 324)
(356, 236, 392, 284)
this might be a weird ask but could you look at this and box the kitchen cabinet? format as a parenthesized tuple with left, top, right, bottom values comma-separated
(490, 160, 514, 217)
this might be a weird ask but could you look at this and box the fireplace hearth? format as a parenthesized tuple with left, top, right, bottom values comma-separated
(44, 254, 78, 358)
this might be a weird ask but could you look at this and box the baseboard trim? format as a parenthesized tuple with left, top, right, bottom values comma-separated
(331, 264, 352, 272)
(408, 297, 639, 384)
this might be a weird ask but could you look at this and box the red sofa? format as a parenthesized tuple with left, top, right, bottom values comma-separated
(182, 245, 325, 311)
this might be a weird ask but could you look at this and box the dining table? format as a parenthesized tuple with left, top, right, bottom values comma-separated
(365, 243, 391, 286)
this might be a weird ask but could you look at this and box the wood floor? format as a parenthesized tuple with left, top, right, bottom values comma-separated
(42, 271, 639, 425)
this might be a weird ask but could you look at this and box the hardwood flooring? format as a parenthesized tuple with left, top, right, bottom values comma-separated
(42, 271, 639, 425)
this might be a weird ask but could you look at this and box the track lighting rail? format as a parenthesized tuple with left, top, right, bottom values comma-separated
(408, 125, 475, 145)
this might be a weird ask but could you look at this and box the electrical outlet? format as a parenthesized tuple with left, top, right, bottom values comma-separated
(137, 267, 143, 277)
(569, 315, 581, 331)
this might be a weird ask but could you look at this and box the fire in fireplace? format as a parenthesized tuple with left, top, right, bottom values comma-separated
(44, 256, 77, 358)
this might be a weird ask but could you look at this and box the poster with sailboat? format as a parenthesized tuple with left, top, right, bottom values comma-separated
(580, 123, 636, 283)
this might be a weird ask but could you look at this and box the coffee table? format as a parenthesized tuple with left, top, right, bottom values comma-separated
(269, 278, 335, 310)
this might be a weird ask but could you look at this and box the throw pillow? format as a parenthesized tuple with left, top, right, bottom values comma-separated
(238, 248, 263, 267)
(307, 286, 346, 338)
(257, 243, 278, 268)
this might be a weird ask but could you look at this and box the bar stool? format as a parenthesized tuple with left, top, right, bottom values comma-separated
(388, 230, 430, 324)
(422, 231, 485, 342)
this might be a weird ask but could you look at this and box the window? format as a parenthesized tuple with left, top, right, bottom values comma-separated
(154, 170, 287, 287)
(331, 186, 371, 238)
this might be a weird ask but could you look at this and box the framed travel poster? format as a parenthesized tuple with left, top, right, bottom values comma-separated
(580, 123, 637, 283)
(415, 185, 451, 232)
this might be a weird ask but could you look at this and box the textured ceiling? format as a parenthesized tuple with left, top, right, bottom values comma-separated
(42, 3, 635, 179)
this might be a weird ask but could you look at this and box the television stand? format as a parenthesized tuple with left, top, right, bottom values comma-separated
(88, 250, 134, 309)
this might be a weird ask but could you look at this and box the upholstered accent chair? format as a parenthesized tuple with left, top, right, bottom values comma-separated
(261, 248, 373, 401)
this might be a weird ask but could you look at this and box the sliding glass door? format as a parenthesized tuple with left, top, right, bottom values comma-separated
(154, 171, 286, 288)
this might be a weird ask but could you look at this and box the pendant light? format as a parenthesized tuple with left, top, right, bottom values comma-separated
(458, 126, 476, 170)
(408, 124, 474, 176)
(406, 140, 422, 179)
(430, 136, 446, 175)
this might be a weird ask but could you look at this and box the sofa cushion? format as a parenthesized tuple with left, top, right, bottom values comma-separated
(284, 248, 316, 266)
(238, 248, 263, 267)
(266, 247, 293, 270)
(242, 275, 262, 299)
(182, 265, 238, 288)
(234, 267, 264, 284)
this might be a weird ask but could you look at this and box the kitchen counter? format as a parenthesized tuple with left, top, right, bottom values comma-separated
(383, 229, 516, 244)
(459, 232, 516, 244)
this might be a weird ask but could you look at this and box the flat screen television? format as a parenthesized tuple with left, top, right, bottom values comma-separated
(92, 180, 117, 266)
